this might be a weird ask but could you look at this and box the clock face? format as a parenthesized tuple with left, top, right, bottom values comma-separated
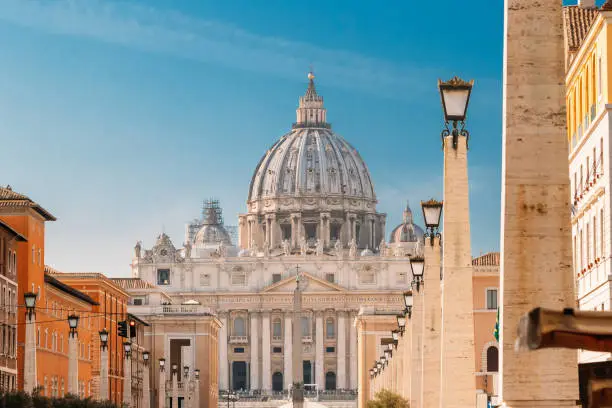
(160, 249, 168, 256)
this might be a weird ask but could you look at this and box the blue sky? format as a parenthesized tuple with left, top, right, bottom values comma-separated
(0, 0, 505, 275)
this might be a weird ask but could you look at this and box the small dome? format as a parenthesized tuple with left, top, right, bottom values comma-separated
(194, 224, 232, 247)
(389, 202, 425, 243)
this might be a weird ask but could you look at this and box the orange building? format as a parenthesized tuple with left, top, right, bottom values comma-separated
(38, 274, 97, 398)
(0, 220, 26, 391)
(0, 185, 56, 391)
(46, 270, 130, 406)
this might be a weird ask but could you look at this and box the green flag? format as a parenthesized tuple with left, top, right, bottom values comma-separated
(494, 307, 499, 341)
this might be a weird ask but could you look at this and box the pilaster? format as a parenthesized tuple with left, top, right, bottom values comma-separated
(315, 312, 325, 388)
(250, 311, 260, 390)
(336, 311, 347, 389)
(284, 313, 293, 388)
(349, 313, 358, 390)
(261, 312, 271, 391)
(218, 312, 229, 390)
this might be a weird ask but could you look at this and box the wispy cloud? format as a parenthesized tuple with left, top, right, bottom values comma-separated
(0, 0, 442, 99)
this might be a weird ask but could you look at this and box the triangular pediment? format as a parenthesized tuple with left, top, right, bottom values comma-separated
(261, 272, 346, 293)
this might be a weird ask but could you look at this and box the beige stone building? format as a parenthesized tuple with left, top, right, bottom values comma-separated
(124, 74, 422, 399)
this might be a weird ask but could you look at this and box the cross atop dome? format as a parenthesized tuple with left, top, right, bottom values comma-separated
(293, 70, 329, 129)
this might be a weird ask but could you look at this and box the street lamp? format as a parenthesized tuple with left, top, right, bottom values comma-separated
(99, 329, 109, 350)
(159, 358, 166, 371)
(183, 365, 189, 379)
(438, 76, 474, 149)
(403, 292, 413, 316)
(391, 330, 399, 348)
(123, 341, 132, 357)
(172, 363, 178, 373)
(194, 369, 200, 380)
(421, 199, 444, 244)
(143, 351, 150, 365)
(397, 314, 407, 333)
(24, 292, 36, 319)
(67, 314, 79, 336)
(376, 361, 382, 370)
(410, 256, 425, 292)
(384, 350, 391, 361)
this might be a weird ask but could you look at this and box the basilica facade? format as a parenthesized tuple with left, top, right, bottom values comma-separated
(126, 74, 422, 396)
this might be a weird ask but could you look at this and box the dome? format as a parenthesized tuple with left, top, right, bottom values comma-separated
(194, 225, 231, 246)
(248, 73, 376, 205)
(389, 203, 424, 243)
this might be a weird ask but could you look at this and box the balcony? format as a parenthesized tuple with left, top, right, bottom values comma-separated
(302, 336, 313, 343)
(229, 336, 248, 344)
(130, 304, 213, 316)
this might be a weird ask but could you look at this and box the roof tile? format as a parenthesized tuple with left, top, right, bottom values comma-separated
(563, 5, 599, 51)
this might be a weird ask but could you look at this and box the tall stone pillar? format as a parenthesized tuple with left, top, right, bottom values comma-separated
(142, 361, 150, 408)
(218, 313, 229, 390)
(262, 312, 272, 391)
(502, 0, 579, 406)
(68, 332, 78, 395)
(422, 236, 441, 408)
(100, 345, 109, 400)
(291, 214, 299, 248)
(123, 354, 132, 408)
(336, 311, 347, 389)
(158, 366, 166, 408)
(401, 323, 412, 400)
(293, 276, 305, 408)
(439, 124, 476, 407)
(24, 312, 37, 393)
(284, 313, 293, 389)
(410, 287, 423, 408)
(315, 313, 324, 389)
(171, 369, 177, 408)
(349, 315, 358, 390)
(250, 312, 260, 390)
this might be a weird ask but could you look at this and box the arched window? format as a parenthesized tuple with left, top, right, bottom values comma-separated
(326, 318, 335, 339)
(301, 316, 311, 337)
(486, 346, 499, 372)
(273, 318, 282, 338)
(234, 317, 245, 337)
(325, 372, 336, 390)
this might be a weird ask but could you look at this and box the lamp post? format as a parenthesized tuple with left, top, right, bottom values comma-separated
(123, 342, 132, 408)
(158, 359, 166, 408)
(420, 199, 443, 408)
(67, 314, 79, 396)
(99, 329, 109, 401)
(171, 364, 178, 408)
(142, 352, 150, 408)
(23, 292, 37, 394)
(437, 76, 477, 407)
(409, 255, 424, 408)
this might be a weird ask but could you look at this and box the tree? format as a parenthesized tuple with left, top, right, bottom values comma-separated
(366, 389, 410, 408)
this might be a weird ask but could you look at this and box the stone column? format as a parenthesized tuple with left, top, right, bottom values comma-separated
(410, 286, 423, 408)
(68, 332, 78, 395)
(262, 312, 272, 392)
(502, 0, 579, 406)
(268, 215, 277, 248)
(284, 314, 293, 389)
(218, 313, 229, 390)
(123, 354, 132, 408)
(322, 213, 330, 248)
(336, 311, 347, 389)
(142, 361, 150, 408)
(158, 367, 166, 408)
(171, 369, 177, 408)
(315, 313, 324, 389)
(250, 312, 260, 390)
(422, 236, 441, 408)
(349, 314, 358, 390)
(100, 344, 109, 400)
(439, 125, 476, 407)
(291, 214, 299, 248)
(401, 322, 411, 400)
(24, 311, 36, 393)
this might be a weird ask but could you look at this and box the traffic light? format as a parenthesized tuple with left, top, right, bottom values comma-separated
(129, 320, 136, 339)
(118, 320, 128, 338)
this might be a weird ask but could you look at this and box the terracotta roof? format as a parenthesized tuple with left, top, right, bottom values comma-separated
(602, 1, 612, 11)
(0, 186, 56, 221)
(0, 220, 27, 241)
(44, 268, 129, 295)
(111, 278, 157, 290)
(563, 6, 599, 51)
(472, 252, 500, 267)
(44, 274, 98, 305)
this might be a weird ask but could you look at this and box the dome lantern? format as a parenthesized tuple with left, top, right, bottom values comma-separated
(294, 71, 329, 129)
